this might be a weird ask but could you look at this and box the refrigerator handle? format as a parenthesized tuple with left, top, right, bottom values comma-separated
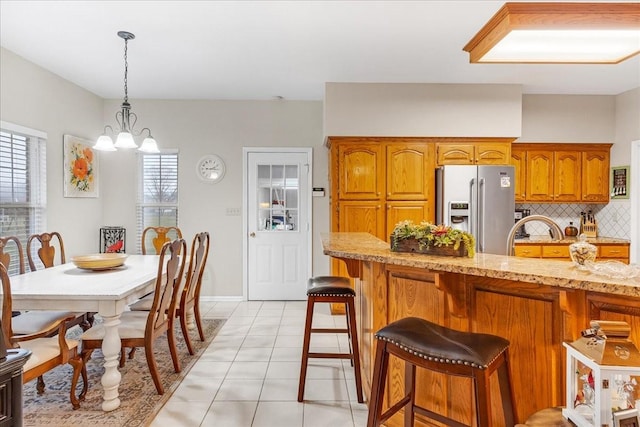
(478, 178, 485, 252)
(469, 178, 476, 238)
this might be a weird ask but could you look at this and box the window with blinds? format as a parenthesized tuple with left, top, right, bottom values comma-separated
(136, 151, 179, 253)
(0, 125, 47, 275)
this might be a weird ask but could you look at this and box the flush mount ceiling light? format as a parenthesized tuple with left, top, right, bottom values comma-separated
(94, 31, 159, 153)
(463, 2, 640, 64)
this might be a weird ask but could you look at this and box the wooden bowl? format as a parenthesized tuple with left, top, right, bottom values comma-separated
(71, 253, 128, 270)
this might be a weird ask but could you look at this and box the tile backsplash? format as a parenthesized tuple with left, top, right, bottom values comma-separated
(515, 200, 631, 239)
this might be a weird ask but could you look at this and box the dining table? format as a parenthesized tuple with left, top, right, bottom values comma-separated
(6, 254, 160, 412)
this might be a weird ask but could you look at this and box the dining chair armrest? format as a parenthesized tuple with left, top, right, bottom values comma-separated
(10, 314, 74, 343)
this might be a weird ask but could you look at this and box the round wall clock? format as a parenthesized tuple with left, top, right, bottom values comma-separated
(196, 154, 226, 183)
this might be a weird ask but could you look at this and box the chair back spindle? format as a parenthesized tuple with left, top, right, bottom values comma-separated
(0, 236, 26, 275)
(27, 232, 65, 271)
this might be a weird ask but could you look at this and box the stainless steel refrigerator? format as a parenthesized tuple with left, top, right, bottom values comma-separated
(436, 165, 515, 255)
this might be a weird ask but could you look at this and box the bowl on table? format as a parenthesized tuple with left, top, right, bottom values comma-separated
(71, 253, 128, 271)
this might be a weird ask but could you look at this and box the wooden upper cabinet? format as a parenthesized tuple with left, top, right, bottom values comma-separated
(511, 147, 527, 202)
(526, 150, 554, 201)
(338, 143, 384, 200)
(436, 144, 474, 165)
(582, 150, 610, 203)
(436, 142, 511, 165)
(386, 143, 434, 200)
(475, 142, 511, 164)
(553, 151, 581, 202)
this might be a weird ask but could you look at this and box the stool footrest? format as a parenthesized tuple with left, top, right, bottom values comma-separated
(310, 328, 348, 333)
(378, 395, 411, 424)
(308, 352, 353, 359)
(414, 406, 468, 427)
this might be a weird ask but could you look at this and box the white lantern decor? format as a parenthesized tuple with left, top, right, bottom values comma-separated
(563, 320, 640, 427)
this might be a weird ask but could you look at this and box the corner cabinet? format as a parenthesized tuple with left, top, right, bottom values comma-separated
(511, 143, 611, 203)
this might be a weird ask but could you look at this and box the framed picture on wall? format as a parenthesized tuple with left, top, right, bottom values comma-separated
(613, 408, 639, 427)
(63, 134, 98, 198)
(611, 165, 630, 200)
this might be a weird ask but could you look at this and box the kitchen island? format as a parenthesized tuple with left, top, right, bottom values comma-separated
(322, 232, 640, 427)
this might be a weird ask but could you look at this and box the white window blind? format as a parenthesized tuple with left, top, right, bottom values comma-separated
(0, 122, 47, 276)
(136, 151, 179, 253)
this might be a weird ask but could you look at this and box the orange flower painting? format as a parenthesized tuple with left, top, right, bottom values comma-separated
(64, 135, 98, 197)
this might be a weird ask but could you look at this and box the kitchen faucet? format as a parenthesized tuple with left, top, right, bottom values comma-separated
(506, 215, 564, 256)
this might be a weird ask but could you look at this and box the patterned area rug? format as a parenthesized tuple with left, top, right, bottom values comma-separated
(22, 317, 225, 426)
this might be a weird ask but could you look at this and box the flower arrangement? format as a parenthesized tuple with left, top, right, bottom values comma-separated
(390, 220, 476, 258)
(68, 143, 94, 192)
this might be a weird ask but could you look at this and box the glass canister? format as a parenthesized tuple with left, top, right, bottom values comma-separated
(569, 234, 597, 268)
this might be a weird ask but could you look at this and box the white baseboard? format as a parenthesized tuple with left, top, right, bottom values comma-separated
(200, 296, 245, 303)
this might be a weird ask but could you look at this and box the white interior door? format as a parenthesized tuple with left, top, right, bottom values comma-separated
(245, 149, 311, 300)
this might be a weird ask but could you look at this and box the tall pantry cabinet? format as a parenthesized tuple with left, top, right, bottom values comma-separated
(327, 137, 436, 280)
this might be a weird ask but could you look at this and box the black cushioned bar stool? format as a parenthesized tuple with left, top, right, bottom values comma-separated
(297, 276, 363, 403)
(367, 317, 517, 427)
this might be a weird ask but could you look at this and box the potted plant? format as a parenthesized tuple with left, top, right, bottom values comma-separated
(390, 220, 476, 258)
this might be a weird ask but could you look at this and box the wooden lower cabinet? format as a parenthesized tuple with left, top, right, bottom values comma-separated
(348, 259, 640, 426)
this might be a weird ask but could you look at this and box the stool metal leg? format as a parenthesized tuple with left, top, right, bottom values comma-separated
(297, 296, 315, 402)
(346, 297, 364, 403)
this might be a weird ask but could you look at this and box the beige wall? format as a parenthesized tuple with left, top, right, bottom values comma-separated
(99, 99, 325, 297)
(0, 47, 105, 255)
(324, 82, 522, 137)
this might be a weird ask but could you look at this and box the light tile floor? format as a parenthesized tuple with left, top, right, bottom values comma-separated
(150, 300, 368, 427)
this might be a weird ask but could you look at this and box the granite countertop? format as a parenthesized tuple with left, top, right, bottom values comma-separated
(321, 232, 640, 298)
(515, 235, 630, 244)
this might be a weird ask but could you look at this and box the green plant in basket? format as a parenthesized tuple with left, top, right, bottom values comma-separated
(390, 220, 476, 257)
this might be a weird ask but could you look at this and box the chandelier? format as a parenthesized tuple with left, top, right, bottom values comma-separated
(94, 31, 159, 153)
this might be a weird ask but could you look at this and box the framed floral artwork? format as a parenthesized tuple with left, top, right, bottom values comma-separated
(63, 134, 98, 198)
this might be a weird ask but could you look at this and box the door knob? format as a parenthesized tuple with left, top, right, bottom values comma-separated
(250, 232, 256, 237)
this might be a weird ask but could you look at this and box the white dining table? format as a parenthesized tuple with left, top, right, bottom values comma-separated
(6, 254, 160, 412)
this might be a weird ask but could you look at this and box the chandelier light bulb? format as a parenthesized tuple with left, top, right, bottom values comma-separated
(93, 134, 117, 152)
(114, 132, 137, 149)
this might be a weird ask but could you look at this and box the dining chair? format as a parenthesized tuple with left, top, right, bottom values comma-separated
(1, 264, 88, 409)
(1, 235, 81, 337)
(129, 232, 210, 355)
(141, 226, 182, 255)
(26, 232, 95, 332)
(81, 238, 188, 395)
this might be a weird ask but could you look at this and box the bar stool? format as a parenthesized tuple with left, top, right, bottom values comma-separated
(367, 317, 517, 427)
(297, 276, 364, 403)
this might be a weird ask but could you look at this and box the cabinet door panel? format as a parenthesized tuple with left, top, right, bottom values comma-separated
(386, 144, 434, 200)
(338, 144, 384, 200)
(526, 151, 554, 201)
(582, 150, 609, 203)
(386, 202, 433, 238)
(338, 201, 386, 241)
(475, 143, 510, 165)
(436, 144, 474, 165)
(511, 147, 527, 202)
(554, 151, 581, 202)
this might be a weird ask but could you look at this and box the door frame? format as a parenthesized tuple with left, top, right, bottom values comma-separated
(631, 140, 640, 264)
(242, 147, 313, 300)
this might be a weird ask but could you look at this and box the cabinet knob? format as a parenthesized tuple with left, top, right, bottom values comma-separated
(387, 193, 391, 197)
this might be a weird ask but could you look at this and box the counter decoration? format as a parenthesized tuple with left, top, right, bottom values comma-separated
(390, 221, 475, 258)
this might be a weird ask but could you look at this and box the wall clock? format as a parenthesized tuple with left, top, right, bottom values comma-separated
(196, 154, 226, 183)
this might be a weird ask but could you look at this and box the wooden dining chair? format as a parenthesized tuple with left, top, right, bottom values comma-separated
(1, 235, 81, 337)
(130, 232, 210, 355)
(26, 232, 95, 332)
(81, 238, 188, 395)
(141, 226, 182, 255)
(1, 264, 88, 409)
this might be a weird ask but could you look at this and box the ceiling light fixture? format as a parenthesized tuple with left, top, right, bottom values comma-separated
(463, 2, 640, 64)
(94, 31, 159, 153)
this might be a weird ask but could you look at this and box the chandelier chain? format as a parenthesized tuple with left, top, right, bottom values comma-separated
(123, 38, 128, 103)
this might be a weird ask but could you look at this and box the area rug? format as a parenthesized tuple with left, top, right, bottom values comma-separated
(22, 318, 225, 427)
